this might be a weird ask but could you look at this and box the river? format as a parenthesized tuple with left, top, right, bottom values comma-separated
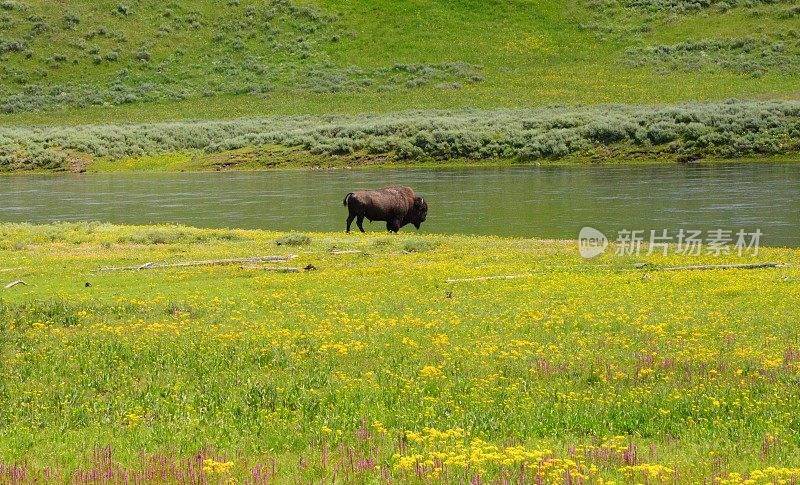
(1, 163, 798, 246)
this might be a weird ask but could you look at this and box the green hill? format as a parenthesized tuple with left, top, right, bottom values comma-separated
(1, 0, 799, 125)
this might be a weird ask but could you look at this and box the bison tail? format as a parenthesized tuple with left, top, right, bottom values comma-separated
(343, 192, 354, 207)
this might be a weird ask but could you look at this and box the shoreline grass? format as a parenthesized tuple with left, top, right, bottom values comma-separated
(0, 222, 798, 483)
(5, 152, 794, 176)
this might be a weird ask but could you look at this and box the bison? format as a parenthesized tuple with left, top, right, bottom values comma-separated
(343, 186, 428, 233)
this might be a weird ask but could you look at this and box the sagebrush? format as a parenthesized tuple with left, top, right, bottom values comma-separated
(1, 101, 798, 171)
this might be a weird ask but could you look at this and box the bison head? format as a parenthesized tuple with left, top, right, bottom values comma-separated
(410, 196, 428, 229)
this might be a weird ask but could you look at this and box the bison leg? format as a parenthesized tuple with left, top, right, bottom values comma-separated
(356, 215, 365, 233)
(387, 219, 400, 233)
(346, 214, 355, 233)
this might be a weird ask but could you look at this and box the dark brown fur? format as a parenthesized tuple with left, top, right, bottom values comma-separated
(343, 186, 428, 233)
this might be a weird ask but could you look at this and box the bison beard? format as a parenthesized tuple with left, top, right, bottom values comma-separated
(343, 186, 428, 233)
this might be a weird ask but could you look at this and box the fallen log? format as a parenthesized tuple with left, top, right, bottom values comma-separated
(447, 262, 787, 283)
(240, 264, 317, 273)
(239, 266, 301, 273)
(94, 255, 295, 272)
(655, 262, 786, 271)
(446, 273, 536, 283)
(4, 280, 27, 288)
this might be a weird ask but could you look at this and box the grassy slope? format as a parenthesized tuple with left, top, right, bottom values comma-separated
(0, 0, 798, 126)
(0, 223, 799, 482)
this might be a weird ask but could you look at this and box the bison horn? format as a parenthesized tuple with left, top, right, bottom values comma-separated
(420, 197, 424, 205)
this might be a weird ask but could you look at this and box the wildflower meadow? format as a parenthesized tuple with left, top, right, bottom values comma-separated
(0, 222, 798, 483)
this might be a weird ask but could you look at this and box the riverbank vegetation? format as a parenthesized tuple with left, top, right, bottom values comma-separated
(1, 101, 799, 172)
(0, 223, 799, 482)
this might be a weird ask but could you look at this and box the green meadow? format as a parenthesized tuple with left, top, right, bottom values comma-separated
(0, 223, 798, 482)
(0, 0, 798, 125)
(1, 1, 800, 482)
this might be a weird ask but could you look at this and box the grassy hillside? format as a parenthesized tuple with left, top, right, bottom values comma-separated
(0, 223, 799, 482)
(0, 0, 799, 125)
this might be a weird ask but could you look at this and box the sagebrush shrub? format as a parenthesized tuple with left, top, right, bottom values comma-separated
(1, 101, 799, 171)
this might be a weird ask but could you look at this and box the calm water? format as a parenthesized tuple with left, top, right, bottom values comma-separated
(1, 163, 798, 246)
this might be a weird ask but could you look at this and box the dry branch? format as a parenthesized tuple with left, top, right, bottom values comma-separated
(240, 266, 301, 273)
(94, 255, 295, 272)
(446, 273, 536, 283)
(655, 262, 786, 271)
(240, 263, 317, 273)
(4, 280, 27, 288)
(329, 250, 362, 255)
(447, 262, 787, 283)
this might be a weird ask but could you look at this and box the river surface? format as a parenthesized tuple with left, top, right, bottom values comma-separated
(1, 163, 798, 246)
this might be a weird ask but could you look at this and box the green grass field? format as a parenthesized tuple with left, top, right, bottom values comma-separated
(1, 0, 799, 126)
(2, 2, 799, 482)
(1, 0, 799, 171)
(0, 223, 799, 483)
